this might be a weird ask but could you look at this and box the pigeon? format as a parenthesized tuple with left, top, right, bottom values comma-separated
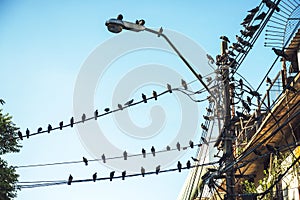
(206, 54, 215, 64)
(70, 117, 74, 127)
(272, 48, 289, 60)
(123, 151, 128, 160)
(47, 124, 52, 133)
(109, 171, 115, 181)
(67, 174, 73, 185)
(181, 79, 188, 90)
(104, 108, 110, 112)
(166, 146, 171, 151)
(155, 165, 160, 175)
(240, 40, 252, 47)
(37, 127, 42, 133)
(235, 47, 246, 53)
(157, 27, 163, 37)
(142, 148, 146, 158)
(0, 99, 5, 105)
(122, 171, 126, 180)
(153, 91, 158, 100)
(59, 121, 63, 130)
(262, 0, 280, 12)
(124, 99, 134, 106)
(142, 93, 147, 103)
(206, 107, 213, 113)
(177, 161, 182, 172)
(246, 24, 260, 32)
(18, 131, 23, 140)
(117, 14, 123, 20)
(102, 154, 106, 163)
(220, 36, 230, 43)
(203, 115, 211, 121)
(83, 157, 88, 166)
(151, 146, 155, 156)
(81, 113, 86, 123)
(186, 160, 191, 169)
(26, 128, 30, 139)
(254, 12, 266, 20)
(135, 19, 145, 25)
(226, 50, 236, 57)
(118, 104, 123, 110)
(240, 30, 255, 38)
(141, 167, 145, 177)
(201, 123, 208, 132)
(191, 157, 199, 162)
(94, 109, 98, 120)
(167, 83, 172, 93)
(93, 172, 97, 182)
(189, 140, 194, 148)
(248, 6, 259, 13)
(176, 142, 181, 151)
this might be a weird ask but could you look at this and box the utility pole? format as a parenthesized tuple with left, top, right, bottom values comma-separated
(221, 40, 235, 199)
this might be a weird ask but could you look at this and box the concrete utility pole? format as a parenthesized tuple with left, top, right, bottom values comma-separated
(221, 40, 235, 199)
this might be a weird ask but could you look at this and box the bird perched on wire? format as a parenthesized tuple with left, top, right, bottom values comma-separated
(176, 142, 181, 151)
(181, 79, 188, 90)
(152, 91, 158, 100)
(141, 167, 145, 177)
(255, 12, 266, 20)
(167, 83, 172, 93)
(240, 30, 255, 38)
(189, 140, 194, 148)
(201, 137, 209, 145)
(83, 157, 88, 166)
(266, 77, 272, 85)
(94, 109, 98, 120)
(124, 99, 134, 106)
(81, 113, 86, 123)
(70, 117, 74, 127)
(142, 93, 147, 103)
(177, 161, 182, 172)
(102, 154, 106, 163)
(186, 160, 191, 169)
(155, 165, 160, 175)
(47, 124, 52, 133)
(109, 171, 115, 181)
(151, 146, 155, 157)
(37, 127, 42, 133)
(272, 48, 289, 60)
(248, 6, 259, 14)
(220, 35, 230, 43)
(18, 131, 23, 140)
(67, 174, 73, 185)
(191, 157, 199, 162)
(93, 172, 97, 182)
(206, 54, 215, 64)
(104, 108, 110, 112)
(122, 171, 126, 180)
(123, 151, 128, 160)
(118, 104, 123, 110)
(242, 100, 251, 113)
(226, 50, 236, 57)
(142, 148, 146, 158)
(26, 128, 30, 139)
(201, 123, 208, 132)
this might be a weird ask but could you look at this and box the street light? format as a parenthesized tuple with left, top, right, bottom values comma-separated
(105, 14, 214, 98)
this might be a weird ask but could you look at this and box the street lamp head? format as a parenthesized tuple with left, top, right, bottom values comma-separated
(105, 18, 124, 33)
(105, 14, 146, 34)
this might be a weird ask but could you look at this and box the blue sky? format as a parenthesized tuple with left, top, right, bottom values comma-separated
(0, 1, 283, 199)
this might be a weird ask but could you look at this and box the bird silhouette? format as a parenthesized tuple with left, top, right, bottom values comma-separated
(94, 109, 98, 120)
(167, 83, 172, 93)
(240, 39, 252, 47)
(135, 19, 145, 25)
(248, 6, 259, 13)
(18, 131, 23, 140)
(247, 96, 252, 106)
(166, 145, 171, 151)
(47, 124, 52, 133)
(0, 99, 5, 105)
(226, 50, 236, 57)
(104, 108, 110, 112)
(67, 174, 73, 185)
(81, 113, 86, 123)
(191, 157, 199, 162)
(102, 154, 106, 163)
(189, 140, 194, 148)
(93, 172, 97, 182)
(151, 146, 155, 156)
(155, 165, 160, 174)
(242, 100, 251, 113)
(37, 127, 42, 133)
(109, 171, 115, 181)
(153, 91, 158, 100)
(177, 161, 182, 172)
(262, 0, 280, 12)
(272, 48, 289, 60)
(203, 115, 212, 121)
(26, 128, 30, 139)
(83, 157, 88, 166)
(124, 99, 134, 106)
(186, 160, 191, 169)
(117, 14, 123, 20)
(220, 36, 230, 43)
(122, 171, 126, 180)
(142, 93, 147, 103)
(123, 151, 128, 160)
(246, 24, 260, 32)
(254, 12, 266, 20)
(266, 77, 272, 85)
(176, 142, 181, 151)
(240, 30, 255, 38)
(206, 54, 215, 64)
(142, 148, 146, 158)
(201, 123, 208, 132)
(201, 137, 209, 145)
(181, 79, 188, 90)
(118, 104, 123, 110)
(206, 108, 213, 113)
(141, 167, 145, 177)
(70, 117, 74, 127)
